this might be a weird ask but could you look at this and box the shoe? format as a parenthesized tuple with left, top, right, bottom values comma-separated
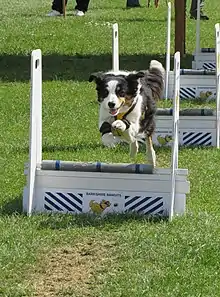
(190, 11, 209, 20)
(46, 10, 62, 17)
(74, 10, 85, 16)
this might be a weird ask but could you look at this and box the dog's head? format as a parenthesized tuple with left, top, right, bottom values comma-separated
(89, 71, 145, 116)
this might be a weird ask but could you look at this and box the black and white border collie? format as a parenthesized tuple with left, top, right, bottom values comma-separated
(89, 60, 165, 167)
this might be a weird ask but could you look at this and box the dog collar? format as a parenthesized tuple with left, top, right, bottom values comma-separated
(115, 98, 138, 121)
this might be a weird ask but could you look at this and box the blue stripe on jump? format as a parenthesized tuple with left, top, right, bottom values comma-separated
(57, 192, 82, 211)
(125, 196, 141, 207)
(203, 63, 216, 70)
(137, 197, 162, 213)
(45, 196, 63, 211)
(55, 160, 60, 170)
(127, 197, 152, 211)
(96, 162, 101, 172)
(135, 164, 140, 174)
(183, 132, 194, 141)
(144, 202, 164, 215)
(183, 132, 202, 144)
(198, 135, 212, 146)
(194, 133, 212, 145)
(44, 204, 53, 211)
(67, 192, 83, 205)
(45, 192, 73, 211)
(180, 88, 196, 99)
(183, 132, 212, 145)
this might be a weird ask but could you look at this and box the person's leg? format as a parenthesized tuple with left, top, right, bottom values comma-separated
(75, 0, 90, 13)
(47, 0, 68, 15)
(126, 0, 141, 8)
(190, 0, 209, 20)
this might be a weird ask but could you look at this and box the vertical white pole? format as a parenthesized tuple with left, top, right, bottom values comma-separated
(215, 23, 220, 148)
(165, 2, 171, 100)
(27, 49, 42, 216)
(195, 0, 201, 67)
(169, 51, 180, 221)
(112, 23, 119, 72)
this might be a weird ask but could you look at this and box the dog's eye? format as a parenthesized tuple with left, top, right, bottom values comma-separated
(96, 87, 109, 98)
(119, 91, 125, 97)
(103, 90, 109, 98)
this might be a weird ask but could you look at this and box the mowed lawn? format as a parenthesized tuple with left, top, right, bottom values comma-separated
(1, 0, 220, 296)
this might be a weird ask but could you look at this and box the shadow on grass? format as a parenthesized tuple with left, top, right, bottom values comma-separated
(0, 53, 193, 82)
(120, 17, 176, 22)
(12, 142, 104, 155)
(0, 196, 23, 216)
(38, 212, 168, 230)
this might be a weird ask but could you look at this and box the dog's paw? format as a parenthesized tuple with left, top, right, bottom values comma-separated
(102, 133, 118, 148)
(112, 120, 126, 136)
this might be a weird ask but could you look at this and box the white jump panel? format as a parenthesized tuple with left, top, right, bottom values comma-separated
(168, 71, 216, 100)
(192, 52, 216, 70)
(153, 115, 218, 146)
(23, 168, 189, 216)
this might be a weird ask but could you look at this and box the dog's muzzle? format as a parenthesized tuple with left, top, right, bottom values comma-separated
(108, 97, 125, 116)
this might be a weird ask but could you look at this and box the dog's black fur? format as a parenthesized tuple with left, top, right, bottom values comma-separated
(89, 65, 164, 139)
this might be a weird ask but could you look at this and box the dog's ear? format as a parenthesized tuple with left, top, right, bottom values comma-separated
(89, 72, 104, 83)
(126, 71, 145, 81)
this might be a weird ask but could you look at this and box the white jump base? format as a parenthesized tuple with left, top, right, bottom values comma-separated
(167, 70, 216, 101)
(192, 51, 216, 70)
(154, 113, 218, 147)
(23, 50, 190, 220)
(23, 166, 189, 217)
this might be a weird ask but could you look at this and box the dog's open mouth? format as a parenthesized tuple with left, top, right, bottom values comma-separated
(109, 100, 124, 116)
(109, 108, 119, 116)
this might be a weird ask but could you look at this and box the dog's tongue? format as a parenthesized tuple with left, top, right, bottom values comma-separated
(109, 109, 118, 116)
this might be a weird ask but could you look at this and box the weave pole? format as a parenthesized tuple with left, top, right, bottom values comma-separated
(27, 50, 42, 216)
(170, 51, 180, 221)
(112, 23, 119, 71)
(195, 0, 201, 66)
(165, 2, 171, 100)
(215, 23, 220, 149)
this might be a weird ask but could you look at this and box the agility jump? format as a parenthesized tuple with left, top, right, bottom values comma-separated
(23, 50, 189, 221)
(192, 0, 215, 70)
(112, 7, 217, 101)
(164, 4, 218, 101)
(156, 23, 220, 147)
(111, 19, 220, 147)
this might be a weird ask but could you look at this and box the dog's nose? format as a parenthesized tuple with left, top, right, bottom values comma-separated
(108, 102, 115, 108)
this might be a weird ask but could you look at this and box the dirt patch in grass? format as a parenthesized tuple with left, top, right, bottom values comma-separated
(28, 239, 117, 297)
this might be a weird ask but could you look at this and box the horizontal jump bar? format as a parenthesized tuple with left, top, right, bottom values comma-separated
(41, 160, 154, 174)
(200, 48, 215, 53)
(180, 69, 215, 75)
(156, 108, 215, 116)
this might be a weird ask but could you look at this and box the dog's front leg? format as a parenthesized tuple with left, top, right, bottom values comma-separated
(146, 135, 156, 168)
(102, 133, 119, 148)
(100, 121, 119, 148)
(112, 120, 139, 159)
(129, 141, 139, 159)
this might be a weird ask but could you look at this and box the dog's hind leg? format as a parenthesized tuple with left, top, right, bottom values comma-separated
(146, 135, 156, 168)
(130, 140, 139, 160)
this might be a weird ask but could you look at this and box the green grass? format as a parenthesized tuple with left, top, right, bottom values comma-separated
(1, 0, 220, 296)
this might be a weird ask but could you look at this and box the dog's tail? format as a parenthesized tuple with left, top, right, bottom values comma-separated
(146, 60, 165, 100)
